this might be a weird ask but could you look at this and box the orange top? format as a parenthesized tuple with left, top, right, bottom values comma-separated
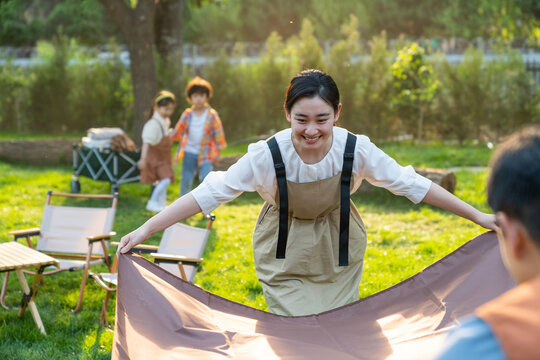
(476, 275, 540, 360)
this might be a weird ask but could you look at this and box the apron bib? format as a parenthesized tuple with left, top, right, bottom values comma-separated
(253, 136, 367, 316)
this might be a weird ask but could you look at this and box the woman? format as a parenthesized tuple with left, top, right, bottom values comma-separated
(119, 70, 497, 316)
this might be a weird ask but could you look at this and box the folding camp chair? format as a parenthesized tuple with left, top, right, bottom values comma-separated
(2, 191, 117, 313)
(91, 214, 215, 325)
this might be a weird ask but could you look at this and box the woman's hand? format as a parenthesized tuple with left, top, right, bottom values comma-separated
(474, 212, 499, 232)
(117, 226, 150, 254)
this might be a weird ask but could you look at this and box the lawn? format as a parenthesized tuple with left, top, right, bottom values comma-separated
(0, 142, 493, 359)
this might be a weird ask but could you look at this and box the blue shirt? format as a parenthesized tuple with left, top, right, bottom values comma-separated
(434, 316, 506, 360)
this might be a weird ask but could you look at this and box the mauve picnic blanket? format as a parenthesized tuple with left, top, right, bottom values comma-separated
(112, 232, 515, 360)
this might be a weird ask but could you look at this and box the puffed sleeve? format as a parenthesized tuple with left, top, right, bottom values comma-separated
(191, 140, 275, 214)
(141, 120, 162, 146)
(353, 135, 432, 204)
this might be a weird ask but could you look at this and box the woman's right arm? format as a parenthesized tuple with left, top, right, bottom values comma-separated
(117, 193, 202, 254)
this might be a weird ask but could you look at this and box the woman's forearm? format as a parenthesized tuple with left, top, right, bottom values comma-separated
(141, 193, 202, 236)
(118, 193, 203, 253)
(422, 182, 498, 231)
(422, 182, 482, 223)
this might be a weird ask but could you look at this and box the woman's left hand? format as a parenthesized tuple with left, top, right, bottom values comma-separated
(475, 212, 499, 232)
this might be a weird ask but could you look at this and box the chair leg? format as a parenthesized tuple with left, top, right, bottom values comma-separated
(100, 291, 112, 326)
(1, 272, 10, 310)
(73, 244, 93, 313)
(73, 272, 88, 313)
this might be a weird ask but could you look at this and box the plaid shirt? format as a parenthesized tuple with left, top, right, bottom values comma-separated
(171, 107, 227, 165)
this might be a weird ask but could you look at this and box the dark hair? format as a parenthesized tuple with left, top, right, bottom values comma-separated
(147, 90, 176, 120)
(284, 69, 340, 113)
(186, 76, 213, 100)
(487, 124, 540, 246)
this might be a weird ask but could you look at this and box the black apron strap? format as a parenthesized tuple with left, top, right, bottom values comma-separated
(267, 137, 288, 259)
(339, 132, 357, 266)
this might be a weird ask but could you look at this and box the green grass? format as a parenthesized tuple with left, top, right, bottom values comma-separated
(0, 143, 493, 359)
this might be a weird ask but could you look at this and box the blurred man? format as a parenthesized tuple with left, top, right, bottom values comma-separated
(435, 125, 540, 359)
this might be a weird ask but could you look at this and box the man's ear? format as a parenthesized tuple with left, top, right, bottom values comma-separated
(498, 212, 527, 260)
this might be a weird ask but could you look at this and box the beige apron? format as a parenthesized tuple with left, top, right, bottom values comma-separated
(253, 172, 367, 316)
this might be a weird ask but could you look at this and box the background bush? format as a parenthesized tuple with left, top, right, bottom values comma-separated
(1, 17, 539, 143)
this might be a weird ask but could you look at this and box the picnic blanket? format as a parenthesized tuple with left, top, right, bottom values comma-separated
(112, 232, 515, 360)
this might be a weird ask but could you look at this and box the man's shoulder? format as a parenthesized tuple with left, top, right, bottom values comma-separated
(434, 316, 504, 360)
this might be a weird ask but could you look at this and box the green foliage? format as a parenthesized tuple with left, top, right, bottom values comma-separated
(326, 15, 363, 132)
(391, 43, 440, 143)
(290, 18, 324, 71)
(26, 36, 71, 133)
(1, 26, 539, 142)
(0, 61, 29, 131)
(0, 35, 132, 134)
(434, 45, 540, 143)
(354, 31, 396, 139)
(0, 0, 110, 46)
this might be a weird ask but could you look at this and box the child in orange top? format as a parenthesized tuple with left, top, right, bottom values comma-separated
(171, 76, 226, 196)
(139, 90, 176, 212)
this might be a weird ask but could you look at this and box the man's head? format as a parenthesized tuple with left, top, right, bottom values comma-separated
(488, 124, 540, 283)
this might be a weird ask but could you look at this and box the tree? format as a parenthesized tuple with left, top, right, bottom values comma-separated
(155, 0, 184, 86)
(98, 0, 157, 145)
(391, 43, 439, 145)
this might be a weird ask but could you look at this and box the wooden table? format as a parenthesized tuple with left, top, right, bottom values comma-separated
(0, 242, 59, 335)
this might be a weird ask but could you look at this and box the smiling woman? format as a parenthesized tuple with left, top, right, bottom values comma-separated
(116, 69, 498, 317)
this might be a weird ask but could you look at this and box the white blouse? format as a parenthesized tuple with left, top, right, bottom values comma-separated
(192, 126, 432, 215)
(141, 112, 170, 146)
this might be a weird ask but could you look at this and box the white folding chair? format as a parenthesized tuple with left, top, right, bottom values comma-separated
(92, 214, 215, 325)
(2, 191, 117, 312)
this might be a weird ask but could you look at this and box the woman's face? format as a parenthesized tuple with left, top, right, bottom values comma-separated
(155, 103, 175, 119)
(286, 95, 341, 161)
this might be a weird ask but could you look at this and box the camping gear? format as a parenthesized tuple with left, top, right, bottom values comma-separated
(112, 231, 515, 360)
(0, 242, 59, 335)
(6, 191, 117, 312)
(71, 143, 140, 194)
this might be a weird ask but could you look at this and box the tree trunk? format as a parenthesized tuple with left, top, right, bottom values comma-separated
(98, 0, 158, 146)
(155, 0, 184, 96)
(155, 0, 184, 83)
(417, 106, 424, 146)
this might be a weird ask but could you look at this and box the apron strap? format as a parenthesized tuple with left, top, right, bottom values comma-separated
(267, 137, 288, 259)
(339, 132, 357, 266)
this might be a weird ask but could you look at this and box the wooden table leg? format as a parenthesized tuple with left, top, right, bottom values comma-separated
(15, 269, 46, 335)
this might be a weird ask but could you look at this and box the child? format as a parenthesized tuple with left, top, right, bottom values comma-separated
(139, 90, 176, 213)
(171, 76, 226, 196)
(434, 125, 540, 359)
(120, 70, 497, 316)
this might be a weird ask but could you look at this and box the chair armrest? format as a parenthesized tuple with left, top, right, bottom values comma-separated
(110, 241, 159, 254)
(8, 228, 41, 240)
(90, 273, 117, 292)
(87, 232, 116, 243)
(150, 253, 203, 266)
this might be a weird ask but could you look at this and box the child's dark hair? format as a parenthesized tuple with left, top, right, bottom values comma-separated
(284, 69, 340, 113)
(147, 90, 176, 119)
(186, 76, 213, 100)
(487, 124, 540, 247)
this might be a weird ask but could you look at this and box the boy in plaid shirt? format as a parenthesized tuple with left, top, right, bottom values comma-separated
(171, 76, 227, 196)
